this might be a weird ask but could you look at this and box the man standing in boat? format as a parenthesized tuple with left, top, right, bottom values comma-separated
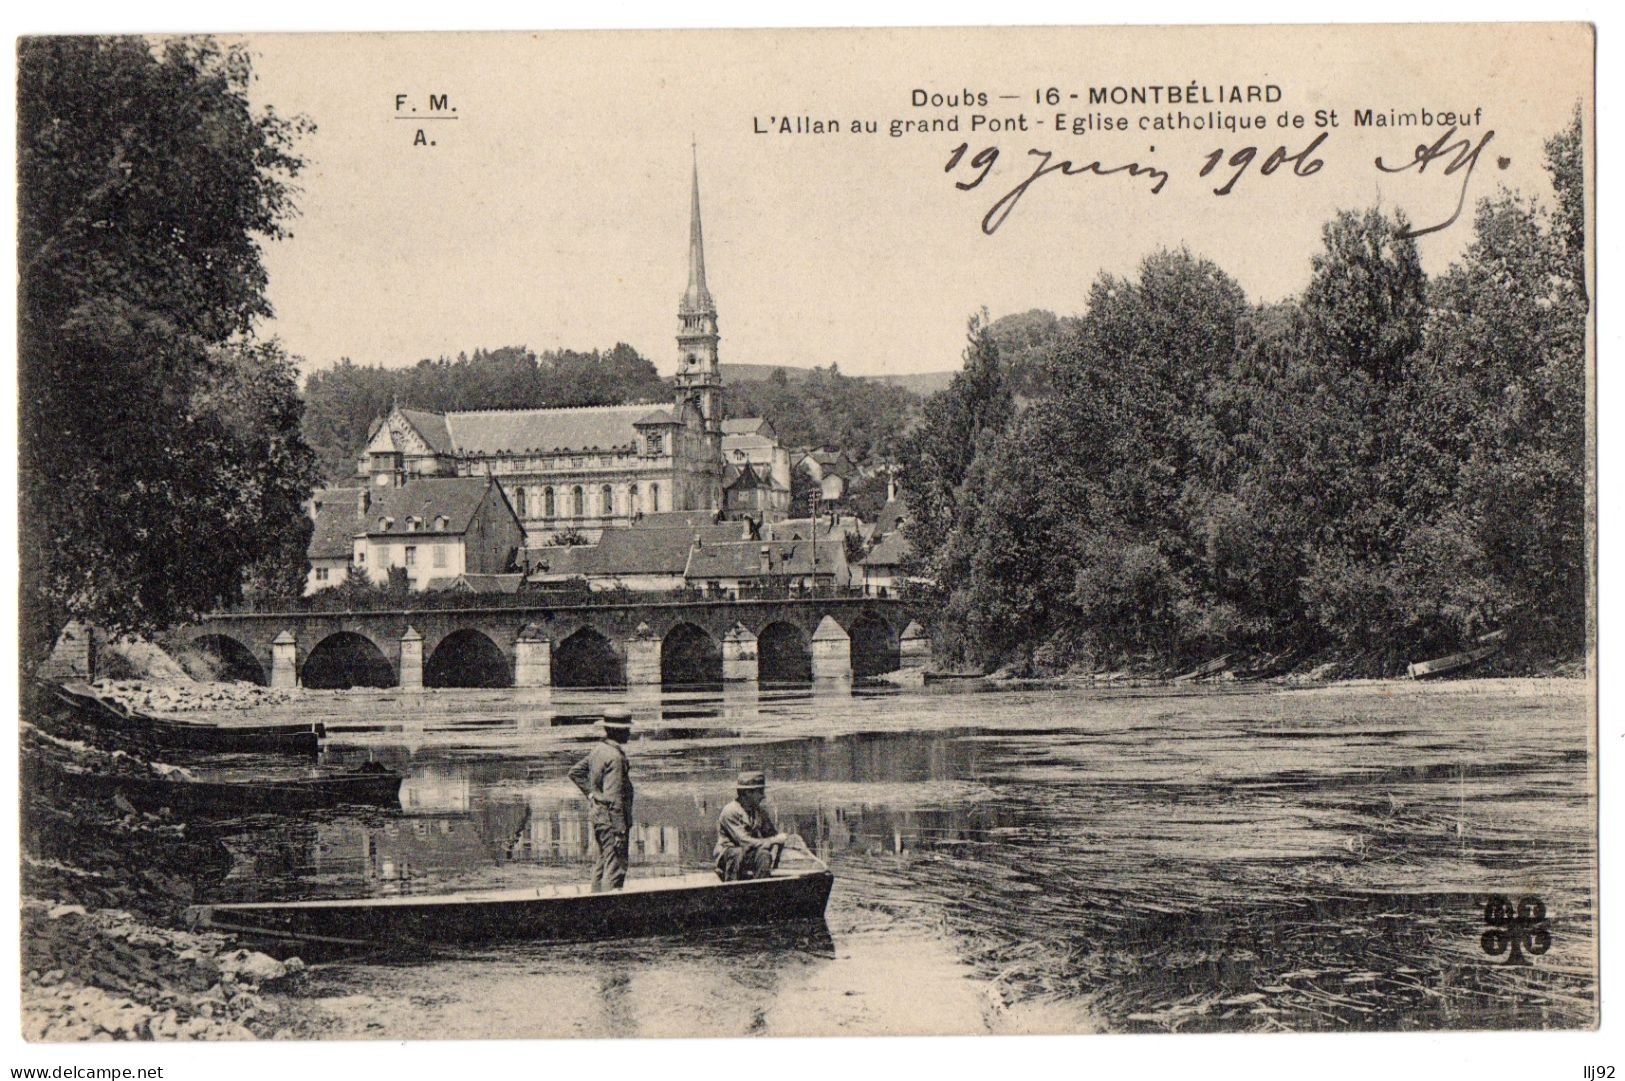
(715, 770, 789, 881)
(567, 708, 635, 892)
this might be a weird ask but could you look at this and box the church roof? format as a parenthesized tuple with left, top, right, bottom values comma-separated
(442, 404, 653, 456)
(307, 488, 368, 559)
(636, 510, 726, 530)
(398, 408, 454, 454)
(364, 477, 501, 536)
(634, 408, 678, 427)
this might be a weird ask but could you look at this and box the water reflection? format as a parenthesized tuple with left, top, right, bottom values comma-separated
(208, 679, 1594, 1034)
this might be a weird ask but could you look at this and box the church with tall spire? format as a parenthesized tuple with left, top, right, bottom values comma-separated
(675, 147, 724, 454)
(324, 151, 789, 567)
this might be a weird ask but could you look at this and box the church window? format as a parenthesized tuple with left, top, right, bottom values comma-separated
(650, 483, 661, 513)
(629, 483, 639, 515)
(601, 485, 614, 517)
(544, 487, 556, 518)
(515, 487, 527, 518)
(572, 486, 585, 518)
(647, 433, 664, 455)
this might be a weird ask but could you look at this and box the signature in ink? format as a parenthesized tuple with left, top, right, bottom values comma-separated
(1376, 127, 1497, 239)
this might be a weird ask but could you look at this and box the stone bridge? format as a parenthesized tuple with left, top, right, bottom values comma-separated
(179, 598, 928, 689)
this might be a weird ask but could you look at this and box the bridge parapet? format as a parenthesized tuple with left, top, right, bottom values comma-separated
(179, 596, 919, 690)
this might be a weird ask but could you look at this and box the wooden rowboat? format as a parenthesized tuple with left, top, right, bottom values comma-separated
(186, 857, 835, 949)
(29, 752, 403, 814)
(51, 682, 323, 756)
(1407, 630, 1508, 679)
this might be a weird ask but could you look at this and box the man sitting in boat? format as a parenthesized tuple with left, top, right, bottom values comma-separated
(715, 770, 789, 881)
(567, 709, 634, 892)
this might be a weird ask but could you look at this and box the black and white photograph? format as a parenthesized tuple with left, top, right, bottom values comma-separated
(10, 19, 1599, 1062)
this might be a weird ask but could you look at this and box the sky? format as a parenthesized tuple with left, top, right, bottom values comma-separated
(239, 25, 1591, 378)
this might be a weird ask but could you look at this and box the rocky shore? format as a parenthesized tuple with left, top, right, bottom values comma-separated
(90, 677, 299, 715)
(22, 901, 305, 1041)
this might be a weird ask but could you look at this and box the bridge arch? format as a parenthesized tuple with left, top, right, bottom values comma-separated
(554, 626, 625, 688)
(849, 611, 900, 678)
(425, 629, 512, 688)
(756, 620, 812, 684)
(184, 634, 267, 685)
(302, 631, 396, 689)
(660, 621, 722, 686)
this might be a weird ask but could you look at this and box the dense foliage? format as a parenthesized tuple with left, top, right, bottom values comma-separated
(902, 110, 1588, 676)
(301, 344, 668, 481)
(19, 37, 319, 664)
(725, 365, 920, 464)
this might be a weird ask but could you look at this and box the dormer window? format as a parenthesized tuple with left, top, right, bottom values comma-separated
(434, 515, 449, 532)
(379, 517, 393, 531)
(405, 516, 419, 532)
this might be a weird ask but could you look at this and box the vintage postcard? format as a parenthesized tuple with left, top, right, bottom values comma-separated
(13, 21, 1596, 1053)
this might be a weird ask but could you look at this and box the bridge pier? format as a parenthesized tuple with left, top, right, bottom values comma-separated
(399, 627, 423, 690)
(625, 623, 661, 685)
(270, 630, 299, 689)
(514, 624, 552, 687)
(722, 623, 758, 682)
(899, 620, 933, 670)
(810, 615, 852, 680)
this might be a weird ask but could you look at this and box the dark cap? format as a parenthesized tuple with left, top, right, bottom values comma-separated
(735, 769, 766, 790)
(602, 708, 633, 729)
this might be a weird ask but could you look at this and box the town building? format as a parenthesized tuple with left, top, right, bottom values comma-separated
(525, 512, 755, 592)
(797, 449, 856, 504)
(346, 476, 524, 592)
(306, 487, 370, 593)
(683, 537, 850, 598)
(721, 417, 791, 517)
(857, 493, 911, 597)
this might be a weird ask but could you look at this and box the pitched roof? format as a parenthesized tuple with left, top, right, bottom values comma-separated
(398, 409, 454, 454)
(723, 460, 772, 491)
(308, 488, 367, 559)
(861, 531, 911, 567)
(722, 417, 774, 436)
(442, 403, 656, 456)
(636, 510, 725, 530)
(425, 573, 524, 594)
(684, 539, 843, 580)
(521, 544, 598, 578)
(634, 408, 678, 426)
(872, 494, 909, 537)
(364, 477, 502, 536)
(766, 516, 859, 542)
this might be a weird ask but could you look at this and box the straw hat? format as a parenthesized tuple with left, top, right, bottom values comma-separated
(735, 769, 766, 791)
(602, 707, 633, 730)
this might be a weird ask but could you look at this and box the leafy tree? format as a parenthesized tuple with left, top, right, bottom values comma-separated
(19, 36, 315, 665)
(985, 309, 1066, 397)
(896, 312, 1015, 582)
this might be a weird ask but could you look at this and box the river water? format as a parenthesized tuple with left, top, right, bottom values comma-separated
(192, 678, 1594, 1038)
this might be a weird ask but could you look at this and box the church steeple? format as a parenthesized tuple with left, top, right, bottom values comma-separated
(682, 146, 714, 315)
(676, 145, 723, 450)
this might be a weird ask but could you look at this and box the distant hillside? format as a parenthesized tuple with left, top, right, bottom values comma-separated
(720, 363, 954, 397)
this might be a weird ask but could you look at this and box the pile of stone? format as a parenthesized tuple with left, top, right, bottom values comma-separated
(91, 679, 298, 715)
(21, 901, 304, 1041)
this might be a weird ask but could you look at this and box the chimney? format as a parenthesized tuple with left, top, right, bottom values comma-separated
(759, 545, 772, 573)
